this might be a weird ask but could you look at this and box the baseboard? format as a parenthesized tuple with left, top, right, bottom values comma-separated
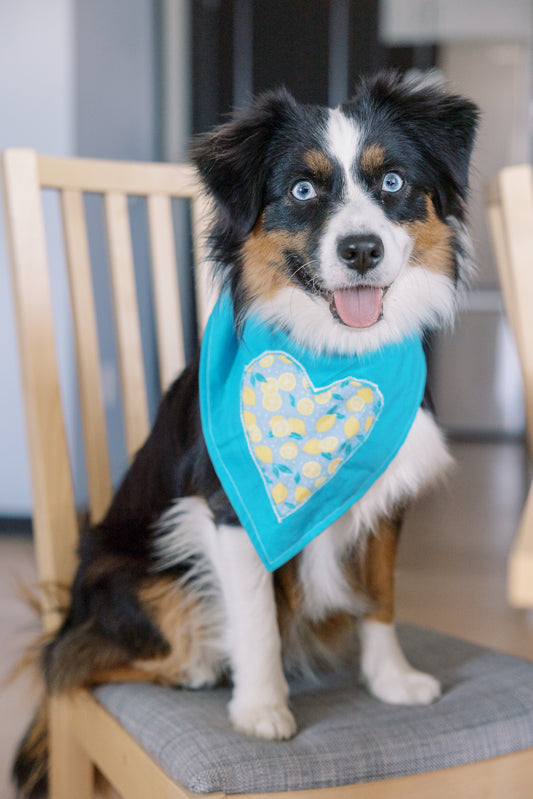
(0, 516, 32, 535)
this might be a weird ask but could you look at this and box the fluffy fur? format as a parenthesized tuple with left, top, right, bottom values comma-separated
(14, 71, 478, 796)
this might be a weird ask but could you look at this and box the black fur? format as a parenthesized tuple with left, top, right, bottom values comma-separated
(39, 72, 478, 686)
(192, 72, 479, 324)
(14, 71, 479, 797)
(41, 355, 234, 691)
(352, 72, 478, 214)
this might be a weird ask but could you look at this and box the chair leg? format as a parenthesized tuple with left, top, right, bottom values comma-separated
(49, 695, 95, 799)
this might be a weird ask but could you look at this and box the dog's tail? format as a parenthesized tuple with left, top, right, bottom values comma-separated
(10, 572, 192, 797)
(12, 702, 48, 799)
(11, 668, 167, 799)
(6, 582, 51, 798)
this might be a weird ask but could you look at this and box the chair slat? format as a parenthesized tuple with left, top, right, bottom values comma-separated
(1, 149, 79, 627)
(60, 189, 113, 521)
(487, 165, 533, 609)
(38, 154, 201, 198)
(497, 165, 533, 454)
(486, 193, 515, 327)
(147, 194, 185, 392)
(190, 190, 214, 333)
(508, 479, 533, 607)
(104, 191, 150, 460)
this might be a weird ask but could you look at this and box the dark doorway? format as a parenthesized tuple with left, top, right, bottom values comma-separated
(191, 1, 438, 132)
(192, 0, 384, 133)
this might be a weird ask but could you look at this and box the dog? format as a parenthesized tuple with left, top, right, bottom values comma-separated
(14, 71, 478, 795)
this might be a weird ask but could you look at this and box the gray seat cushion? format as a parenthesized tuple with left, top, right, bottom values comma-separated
(94, 624, 533, 794)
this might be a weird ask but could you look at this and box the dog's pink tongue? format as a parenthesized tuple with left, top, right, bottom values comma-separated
(333, 287, 383, 328)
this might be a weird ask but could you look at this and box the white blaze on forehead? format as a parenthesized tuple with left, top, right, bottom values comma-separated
(326, 108, 363, 198)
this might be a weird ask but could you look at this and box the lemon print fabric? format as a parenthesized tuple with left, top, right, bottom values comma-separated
(199, 291, 427, 571)
(240, 352, 384, 520)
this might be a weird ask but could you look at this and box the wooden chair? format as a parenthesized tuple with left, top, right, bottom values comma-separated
(2, 148, 211, 798)
(486, 165, 533, 609)
(4, 148, 533, 799)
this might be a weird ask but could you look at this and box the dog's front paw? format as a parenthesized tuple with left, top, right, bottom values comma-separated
(365, 667, 441, 706)
(359, 621, 441, 706)
(229, 700, 297, 740)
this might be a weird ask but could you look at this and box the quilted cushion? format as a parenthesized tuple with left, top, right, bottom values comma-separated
(94, 624, 533, 794)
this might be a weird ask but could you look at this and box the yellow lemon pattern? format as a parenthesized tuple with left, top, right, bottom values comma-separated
(271, 483, 288, 504)
(240, 351, 383, 519)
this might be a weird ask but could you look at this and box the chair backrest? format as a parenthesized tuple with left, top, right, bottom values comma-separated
(486, 164, 533, 455)
(1, 149, 212, 632)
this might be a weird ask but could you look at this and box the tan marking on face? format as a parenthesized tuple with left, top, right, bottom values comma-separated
(241, 215, 310, 303)
(360, 143, 385, 174)
(406, 196, 454, 278)
(303, 149, 334, 181)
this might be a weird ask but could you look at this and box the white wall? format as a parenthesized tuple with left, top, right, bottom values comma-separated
(432, 41, 531, 435)
(441, 42, 532, 286)
(74, 0, 159, 486)
(381, 0, 533, 45)
(380, 0, 533, 436)
(0, 0, 161, 516)
(0, 0, 75, 515)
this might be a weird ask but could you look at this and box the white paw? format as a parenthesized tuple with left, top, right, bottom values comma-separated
(365, 668, 441, 706)
(181, 661, 220, 689)
(229, 700, 297, 740)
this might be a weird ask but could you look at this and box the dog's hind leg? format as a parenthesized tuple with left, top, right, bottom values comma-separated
(358, 513, 441, 705)
(215, 525, 297, 740)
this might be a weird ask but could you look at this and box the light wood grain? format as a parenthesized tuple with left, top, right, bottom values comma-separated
(38, 154, 201, 197)
(68, 691, 218, 799)
(489, 166, 533, 451)
(147, 193, 185, 391)
(190, 189, 214, 332)
(104, 191, 150, 460)
(61, 188, 112, 522)
(1, 149, 79, 628)
(49, 695, 95, 799)
(508, 481, 533, 607)
(62, 688, 533, 799)
(5, 146, 533, 799)
(486, 165, 533, 607)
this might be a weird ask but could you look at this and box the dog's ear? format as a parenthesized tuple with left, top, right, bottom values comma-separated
(362, 72, 480, 215)
(422, 86, 479, 200)
(191, 89, 298, 235)
(402, 73, 480, 211)
(431, 95, 479, 219)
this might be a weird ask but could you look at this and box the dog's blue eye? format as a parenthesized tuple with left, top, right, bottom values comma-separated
(382, 172, 404, 193)
(291, 180, 317, 201)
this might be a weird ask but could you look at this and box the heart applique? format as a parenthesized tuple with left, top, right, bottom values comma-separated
(240, 351, 384, 520)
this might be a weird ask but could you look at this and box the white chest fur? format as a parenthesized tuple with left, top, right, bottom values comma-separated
(299, 407, 452, 620)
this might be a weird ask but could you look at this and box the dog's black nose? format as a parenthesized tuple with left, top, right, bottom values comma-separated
(337, 234, 384, 274)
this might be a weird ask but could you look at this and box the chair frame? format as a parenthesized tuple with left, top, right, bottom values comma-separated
(3, 147, 533, 798)
(486, 164, 533, 609)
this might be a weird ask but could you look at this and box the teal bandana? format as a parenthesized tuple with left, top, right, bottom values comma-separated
(199, 294, 426, 571)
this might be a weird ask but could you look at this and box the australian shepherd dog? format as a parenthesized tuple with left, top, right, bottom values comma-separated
(15, 71, 478, 795)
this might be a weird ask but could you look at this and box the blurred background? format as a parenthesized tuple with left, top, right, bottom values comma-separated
(1, 0, 532, 521)
(1, 0, 533, 794)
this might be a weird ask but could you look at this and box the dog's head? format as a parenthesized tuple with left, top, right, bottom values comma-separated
(192, 72, 479, 354)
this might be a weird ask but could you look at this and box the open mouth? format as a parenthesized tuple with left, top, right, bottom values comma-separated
(329, 286, 387, 329)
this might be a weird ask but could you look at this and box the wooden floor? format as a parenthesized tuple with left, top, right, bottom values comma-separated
(1, 440, 533, 798)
